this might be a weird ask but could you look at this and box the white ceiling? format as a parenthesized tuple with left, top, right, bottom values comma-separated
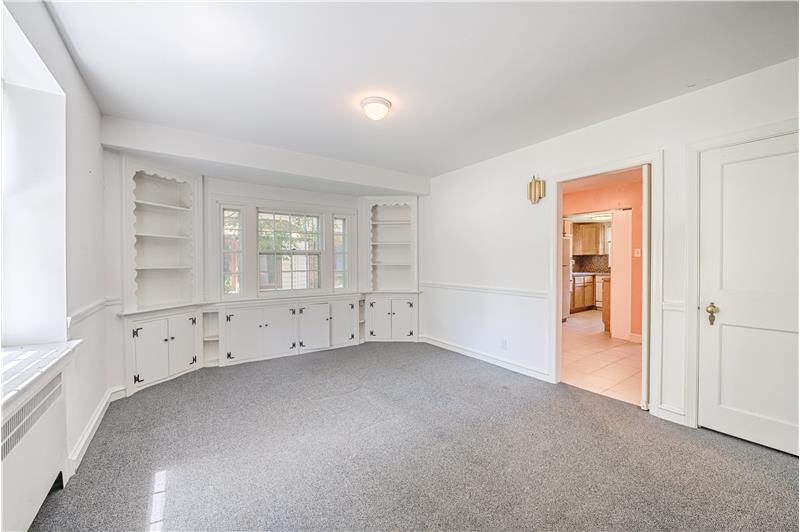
(49, 2, 797, 178)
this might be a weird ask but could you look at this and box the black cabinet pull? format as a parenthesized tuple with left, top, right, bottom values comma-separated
(170, 336, 175, 340)
(163, 338, 168, 342)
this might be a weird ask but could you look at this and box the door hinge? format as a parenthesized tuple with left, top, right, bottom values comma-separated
(226, 352, 234, 359)
(349, 303, 355, 310)
(369, 301, 375, 308)
(133, 374, 143, 384)
(225, 314, 234, 322)
(349, 333, 355, 340)
(299, 341, 305, 347)
(190, 355, 197, 365)
(408, 302, 413, 308)
(370, 330, 375, 336)
(298, 307, 305, 314)
(290, 309, 297, 315)
(290, 342, 297, 349)
(189, 317, 197, 325)
(407, 330, 414, 337)
(132, 327, 143, 338)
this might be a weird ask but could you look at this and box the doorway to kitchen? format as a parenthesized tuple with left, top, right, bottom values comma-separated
(558, 165, 649, 406)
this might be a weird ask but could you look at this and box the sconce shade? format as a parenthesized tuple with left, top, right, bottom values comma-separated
(528, 177, 546, 204)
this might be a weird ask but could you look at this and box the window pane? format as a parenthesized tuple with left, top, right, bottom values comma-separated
(224, 273, 239, 295)
(334, 234, 344, 253)
(223, 252, 240, 274)
(308, 270, 320, 289)
(334, 272, 344, 289)
(333, 218, 344, 234)
(275, 214, 291, 233)
(335, 253, 346, 271)
(258, 212, 274, 232)
(293, 271, 306, 289)
(292, 254, 307, 271)
(258, 232, 275, 252)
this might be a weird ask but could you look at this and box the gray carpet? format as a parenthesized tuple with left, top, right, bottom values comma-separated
(32, 342, 798, 531)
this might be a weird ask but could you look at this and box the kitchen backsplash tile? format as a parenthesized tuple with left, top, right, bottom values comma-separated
(573, 254, 610, 273)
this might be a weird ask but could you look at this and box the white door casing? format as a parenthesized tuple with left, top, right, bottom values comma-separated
(698, 132, 798, 455)
(263, 306, 298, 356)
(134, 318, 169, 385)
(168, 313, 196, 373)
(299, 303, 331, 351)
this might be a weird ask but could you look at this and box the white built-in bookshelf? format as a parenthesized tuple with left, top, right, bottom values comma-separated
(369, 201, 416, 291)
(123, 162, 201, 313)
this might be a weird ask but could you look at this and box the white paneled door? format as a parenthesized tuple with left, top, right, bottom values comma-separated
(133, 318, 169, 385)
(168, 313, 196, 373)
(698, 132, 798, 455)
(391, 299, 413, 339)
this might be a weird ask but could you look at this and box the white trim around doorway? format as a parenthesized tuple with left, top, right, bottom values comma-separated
(549, 151, 663, 413)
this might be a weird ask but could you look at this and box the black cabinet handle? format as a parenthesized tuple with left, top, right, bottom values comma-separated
(170, 336, 175, 340)
(163, 338, 168, 342)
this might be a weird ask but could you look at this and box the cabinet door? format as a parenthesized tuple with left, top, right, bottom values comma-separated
(368, 299, 392, 339)
(168, 313, 197, 374)
(133, 318, 170, 385)
(574, 285, 585, 308)
(331, 301, 356, 346)
(572, 225, 583, 254)
(391, 299, 414, 339)
(263, 306, 298, 356)
(225, 307, 263, 362)
(299, 303, 331, 351)
(585, 279, 595, 306)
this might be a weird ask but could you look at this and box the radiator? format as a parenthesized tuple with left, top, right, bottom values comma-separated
(1, 373, 66, 531)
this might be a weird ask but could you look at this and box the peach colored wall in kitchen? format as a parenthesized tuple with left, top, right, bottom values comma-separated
(563, 168, 643, 335)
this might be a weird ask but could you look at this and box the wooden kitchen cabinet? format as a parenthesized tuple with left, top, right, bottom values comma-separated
(572, 223, 605, 255)
(570, 275, 595, 311)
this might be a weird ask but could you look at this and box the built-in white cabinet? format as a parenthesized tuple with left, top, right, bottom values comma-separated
(330, 300, 358, 346)
(127, 310, 201, 392)
(221, 297, 359, 366)
(366, 296, 417, 340)
(298, 303, 330, 351)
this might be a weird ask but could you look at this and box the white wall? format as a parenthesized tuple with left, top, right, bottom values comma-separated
(1, 83, 66, 346)
(420, 59, 798, 425)
(5, 1, 109, 473)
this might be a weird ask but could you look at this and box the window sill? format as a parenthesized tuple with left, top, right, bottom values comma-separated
(1, 339, 83, 413)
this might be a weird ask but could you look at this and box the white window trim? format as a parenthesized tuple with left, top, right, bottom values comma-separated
(332, 213, 357, 293)
(219, 203, 247, 300)
(209, 192, 357, 302)
(256, 209, 325, 294)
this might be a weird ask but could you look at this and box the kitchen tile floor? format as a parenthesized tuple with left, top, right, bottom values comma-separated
(561, 310, 642, 405)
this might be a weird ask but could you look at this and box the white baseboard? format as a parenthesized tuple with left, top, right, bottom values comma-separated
(64, 385, 125, 483)
(628, 333, 642, 343)
(420, 336, 554, 383)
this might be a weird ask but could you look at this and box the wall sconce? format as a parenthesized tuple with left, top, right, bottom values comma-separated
(527, 176, 546, 204)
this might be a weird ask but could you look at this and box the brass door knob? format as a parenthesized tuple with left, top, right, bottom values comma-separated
(705, 302, 719, 325)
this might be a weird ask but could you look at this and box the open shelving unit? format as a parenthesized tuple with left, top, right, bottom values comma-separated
(123, 164, 201, 313)
(369, 202, 416, 291)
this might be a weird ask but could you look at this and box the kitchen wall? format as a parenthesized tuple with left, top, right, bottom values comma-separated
(564, 169, 642, 334)
(419, 58, 798, 425)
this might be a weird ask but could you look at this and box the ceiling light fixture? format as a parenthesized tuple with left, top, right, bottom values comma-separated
(360, 96, 392, 121)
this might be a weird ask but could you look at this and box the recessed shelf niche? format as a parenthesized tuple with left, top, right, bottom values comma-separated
(130, 169, 196, 310)
(369, 203, 414, 291)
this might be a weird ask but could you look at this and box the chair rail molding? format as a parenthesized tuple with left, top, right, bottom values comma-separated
(420, 281, 548, 299)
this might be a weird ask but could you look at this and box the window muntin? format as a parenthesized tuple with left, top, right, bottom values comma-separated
(222, 208, 242, 295)
(333, 217, 348, 289)
(258, 212, 321, 291)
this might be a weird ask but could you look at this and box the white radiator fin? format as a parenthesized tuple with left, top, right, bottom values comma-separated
(1, 374, 62, 460)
